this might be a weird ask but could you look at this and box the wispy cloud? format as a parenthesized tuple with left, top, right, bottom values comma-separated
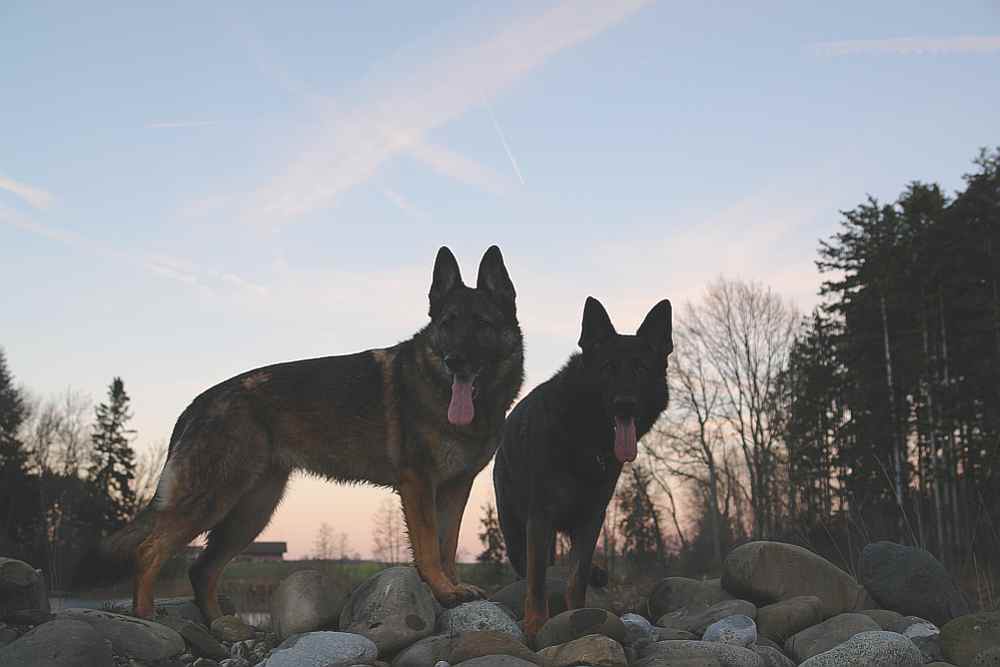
(0, 175, 54, 210)
(814, 35, 1000, 57)
(0, 205, 267, 297)
(243, 0, 650, 227)
(382, 188, 428, 220)
(408, 138, 509, 193)
(145, 121, 218, 129)
(486, 104, 525, 186)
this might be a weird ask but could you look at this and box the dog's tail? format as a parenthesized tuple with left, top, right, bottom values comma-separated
(73, 505, 157, 590)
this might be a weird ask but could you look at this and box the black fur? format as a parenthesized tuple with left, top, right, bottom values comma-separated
(493, 296, 672, 629)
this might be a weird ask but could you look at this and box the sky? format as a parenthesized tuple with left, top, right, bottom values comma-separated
(1, 1, 998, 560)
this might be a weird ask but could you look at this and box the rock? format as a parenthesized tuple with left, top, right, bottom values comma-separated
(56, 607, 185, 662)
(535, 607, 627, 650)
(859, 609, 905, 630)
(658, 599, 757, 635)
(0, 558, 49, 622)
(784, 612, 881, 663)
(752, 644, 795, 667)
(488, 578, 568, 620)
(860, 541, 971, 626)
(941, 612, 1000, 667)
(651, 627, 697, 641)
(755, 596, 824, 643)
(220, 659, 251, 667)
(193, 659, 220, 667)
(157, 615, 228, 659)
(926, 663, 958, 667)
(973, 648, 1000, 665)
(454, 657, 538, 667)
(891, 615, 942, 662)
(107, 595, 237, 626)
(702, 615, 756, 647)
(0, 618, 112, 666)
(622, 612, 654, 645)
(536, 633, 627, 666)
(647, 577, 734, 620)
(449, 631, 539, 665)
(211, 615, 255, 642)
(339, 566, 436, 656)
(437, 601, 523, 640)
(798, 630, 923, 666)
(270, 569, 349, 640)
(635, 639, 764, 666)
(264, 631, 378, 667)
(722, 541, 867, 618)
(391, 634, 451, 667)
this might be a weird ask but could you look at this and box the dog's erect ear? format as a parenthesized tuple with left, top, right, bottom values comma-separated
(637, 299, 673, 356)
(429, 246, 463, 317)
(477, 245, 516, 315)
(579, 297, 617, 352)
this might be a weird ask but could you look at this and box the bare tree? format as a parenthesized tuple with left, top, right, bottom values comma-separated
(337, 532, 350, 561)
(134, 439, 168, 507)
(372, 497, 408, 564)
(313, 522, 335, 559)
(682, 277, 798, 539)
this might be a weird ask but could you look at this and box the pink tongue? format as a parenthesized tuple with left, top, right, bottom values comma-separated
(448, 379, 475, 426)
(614, 416, 637, 463)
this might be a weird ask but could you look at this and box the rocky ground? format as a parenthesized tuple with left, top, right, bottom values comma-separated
(1, 540, 998, 666)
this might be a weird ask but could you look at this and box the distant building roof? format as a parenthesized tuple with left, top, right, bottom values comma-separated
(241, 541, 287, 556)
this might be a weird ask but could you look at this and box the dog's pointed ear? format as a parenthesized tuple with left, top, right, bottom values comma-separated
(477, 245, 516, 315)
(429, 246, 463, 317)
(637, 299, 674, 356)
(579, 297, 616, 352)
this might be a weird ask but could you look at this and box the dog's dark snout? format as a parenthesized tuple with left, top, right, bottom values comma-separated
(444, 355, 468, 375)
(613, 396, 638, 416)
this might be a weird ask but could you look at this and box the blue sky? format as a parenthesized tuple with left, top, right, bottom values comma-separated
(2, 1, 998, 559)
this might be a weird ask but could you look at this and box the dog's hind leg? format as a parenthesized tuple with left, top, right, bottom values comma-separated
(133, 511, 205, 619)
(189, 469, 290, 623)
(496, 495, 527, 579)
(524, 513, 554, 644)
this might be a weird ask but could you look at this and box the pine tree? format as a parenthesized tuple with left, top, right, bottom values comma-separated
(88, 377, 137, 530)
(476, 503, 506, 570)
(0, 348, 34, 555)
(617, 464, 665, 565)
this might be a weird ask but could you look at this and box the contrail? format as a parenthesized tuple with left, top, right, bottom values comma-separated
(486, 104, 525, 186)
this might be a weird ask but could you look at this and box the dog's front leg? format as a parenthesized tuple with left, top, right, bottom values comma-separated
(436, 474, 481, 593)
(524, 512, 554, 645)
(399, 468, 481, 607)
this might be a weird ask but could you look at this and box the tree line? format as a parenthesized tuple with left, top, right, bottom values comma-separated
(0, 354, 162, 589)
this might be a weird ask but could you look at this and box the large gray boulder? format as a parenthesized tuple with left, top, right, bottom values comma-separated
(156, 614, 228, 659)
(0, 619, 111, 667)
(537, 633, 627, 667)
(535, 607, 627, 650)
(722, 541, 867, 618)
(635, 639, 764, 666)
(488, 578, 568, 620)
(702, 614, 757, 647)
(56, 607, 185, 662)
(755, 596, 825, 643)
(658, 599, 757, 636)
(270, 569, 350, 640)
(0, 557, 49, 621)
(647, 577, 733, 620)
(339, 566, 437, 656)
(436, 600, 522, 640)
(264, 631, 378, 667)
(798, 630, 923, 666)
(390, 634, 452, 667)
(891, 615, 943, 662)
(860, 541, 971, 626)
(941, 612, 1000, 666)
(449, 631, 539, 664)
(784, 612, 880, 663)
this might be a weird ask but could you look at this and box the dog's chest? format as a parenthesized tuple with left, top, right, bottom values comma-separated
(434, 433, 498, 481)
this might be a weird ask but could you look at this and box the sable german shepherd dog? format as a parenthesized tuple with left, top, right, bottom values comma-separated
(80, 246, 523, 620)
(493, 296, 672, 640)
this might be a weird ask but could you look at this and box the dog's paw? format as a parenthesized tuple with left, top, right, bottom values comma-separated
(436, 582, 485, 607)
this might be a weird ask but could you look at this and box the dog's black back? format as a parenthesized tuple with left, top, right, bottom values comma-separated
(493, 296, 672, 636)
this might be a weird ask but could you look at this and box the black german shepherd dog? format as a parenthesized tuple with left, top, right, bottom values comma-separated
(493, 296, 672, 640)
